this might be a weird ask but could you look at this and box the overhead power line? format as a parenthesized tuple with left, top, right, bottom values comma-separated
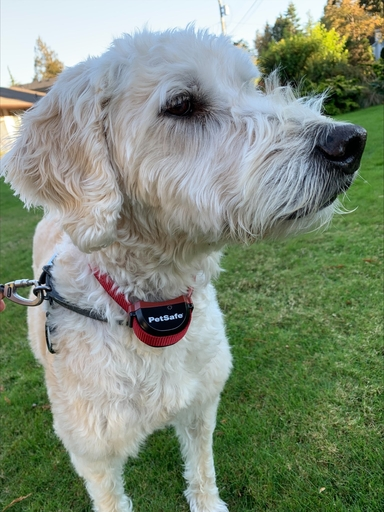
(229, 0, 264, 35)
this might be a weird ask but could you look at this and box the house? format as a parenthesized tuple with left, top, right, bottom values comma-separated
(0, 79, 55, 153)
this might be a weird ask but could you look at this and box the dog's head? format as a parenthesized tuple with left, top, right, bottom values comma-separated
(2, 28, 366, 253)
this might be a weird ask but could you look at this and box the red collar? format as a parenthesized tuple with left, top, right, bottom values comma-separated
(93, 270, 194, 348)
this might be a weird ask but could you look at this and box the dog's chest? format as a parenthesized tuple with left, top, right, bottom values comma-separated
(115, 336, 227, 416)
(51, 324, 229, 429)
(47, 282, 231, 436)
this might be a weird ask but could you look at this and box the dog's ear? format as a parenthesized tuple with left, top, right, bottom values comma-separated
(2, 62, 123, 253)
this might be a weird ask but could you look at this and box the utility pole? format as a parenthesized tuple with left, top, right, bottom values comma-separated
(218, 0, 229, 36)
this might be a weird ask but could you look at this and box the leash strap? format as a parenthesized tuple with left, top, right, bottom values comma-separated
(2, 261, 194, 350)
(40, 264, 109, 323)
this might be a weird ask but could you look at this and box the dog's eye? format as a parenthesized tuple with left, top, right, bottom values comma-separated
(165, 97, 193, 117)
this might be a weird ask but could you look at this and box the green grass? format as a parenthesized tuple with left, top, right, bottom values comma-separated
(0, 105, 383, 511)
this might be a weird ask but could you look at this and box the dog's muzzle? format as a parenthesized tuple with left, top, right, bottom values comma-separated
(287, 124, 367, 219)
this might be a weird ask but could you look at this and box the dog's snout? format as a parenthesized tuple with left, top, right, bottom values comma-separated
(316, 124, 367, 175)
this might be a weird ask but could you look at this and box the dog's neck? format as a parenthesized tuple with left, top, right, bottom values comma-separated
(85, 238, 223, 302)
(79, 205, 225, 300)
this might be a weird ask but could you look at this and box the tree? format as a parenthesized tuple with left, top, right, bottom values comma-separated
(272, 2, 301, 41)
(255, 23, 273, 55)
(255, 2, 301, 55)
(234, 39, 251, 51)
(322, 0, 380, 69)
(33, 37, 64, 81)
(359, 0, 384, 16)
(254, 0, 383, 113)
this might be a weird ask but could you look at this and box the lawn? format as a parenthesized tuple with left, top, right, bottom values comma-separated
(0, 105, 383, 512)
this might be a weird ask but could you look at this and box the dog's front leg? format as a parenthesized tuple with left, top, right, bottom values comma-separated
(70, 453, 133, 512)
(174, 399, 229, 512)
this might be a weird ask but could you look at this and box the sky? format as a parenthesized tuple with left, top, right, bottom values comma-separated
(1, 0, 326, 87)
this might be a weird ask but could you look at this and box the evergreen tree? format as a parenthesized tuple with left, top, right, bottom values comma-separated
(255, 23, 273, 55)
(272, 2, 301, 41)
(255, 2, 301, 56)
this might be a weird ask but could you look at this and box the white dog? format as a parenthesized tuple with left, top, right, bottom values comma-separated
(2, 28, 366, 512)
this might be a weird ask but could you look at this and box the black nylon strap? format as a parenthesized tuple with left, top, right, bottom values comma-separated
(40, 264, 111, 323)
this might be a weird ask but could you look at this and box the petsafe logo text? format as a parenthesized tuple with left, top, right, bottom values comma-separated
(148, 314, 184, 323)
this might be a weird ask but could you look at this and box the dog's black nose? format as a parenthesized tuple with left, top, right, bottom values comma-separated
(316, 124, 367, 174)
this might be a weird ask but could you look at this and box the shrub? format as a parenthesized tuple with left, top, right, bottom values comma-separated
(309, 75, 365, 115)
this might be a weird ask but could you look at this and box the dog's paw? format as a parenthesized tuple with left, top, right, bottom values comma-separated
(92, 494, 133, 512)
(189, 501, 229, 512)
(186, 491, 229, 512)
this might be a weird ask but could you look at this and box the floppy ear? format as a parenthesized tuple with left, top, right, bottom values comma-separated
(2, 61, 123, 253)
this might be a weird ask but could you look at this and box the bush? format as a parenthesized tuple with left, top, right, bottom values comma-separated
(363, 58, 384, 107)
(309, 75, 365, 116)
(310, 58, 384, 115)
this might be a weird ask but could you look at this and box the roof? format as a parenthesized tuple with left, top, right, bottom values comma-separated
(0, 87, 46, 115)
(17, 77, 57, 93)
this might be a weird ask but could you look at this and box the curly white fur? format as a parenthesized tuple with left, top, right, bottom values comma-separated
(2, 28, 364, 512)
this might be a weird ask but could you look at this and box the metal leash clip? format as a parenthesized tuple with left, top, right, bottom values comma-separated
(1, 279, 48, 306)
